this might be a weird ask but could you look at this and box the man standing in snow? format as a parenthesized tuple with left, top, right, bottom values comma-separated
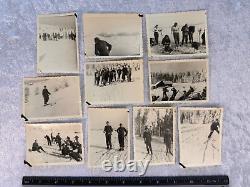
(208, 119, 220, 138)
(42, 86, 51, 106)
(44, 135, 52, 146)
(55, 133, 62, 151)
(143, 126, 153, 155)
(103, 121, 113, 150)
(116, 123, 128, 151)
(164, 129, 172, 155)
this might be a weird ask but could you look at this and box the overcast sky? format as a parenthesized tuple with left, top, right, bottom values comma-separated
(39, 14, 76, 28)
(150, 60, 207, 73)
(88, 108, 129, 130)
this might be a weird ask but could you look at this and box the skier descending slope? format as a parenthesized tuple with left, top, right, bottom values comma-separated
(42, 86, 51, 106)
(208, 119, 220, 139)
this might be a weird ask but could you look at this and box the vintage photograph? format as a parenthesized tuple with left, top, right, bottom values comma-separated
(83, 13, 143, 58)
(26, 123, 83, 166)
(146, 10, 208, 57)
(37, 13, 79, 73)
(179, 107, 223, 167)
(85, 60, 144, 104)
(23, 76, 82, 121)
(133, 107, 176, 165)
(88, 108, 129, 167)
(149, 59, 208, 103)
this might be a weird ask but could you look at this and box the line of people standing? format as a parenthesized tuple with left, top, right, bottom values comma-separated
(39, 30, 76, 41)
(153, 23, 206, 50)
(94, 65, 132, 87)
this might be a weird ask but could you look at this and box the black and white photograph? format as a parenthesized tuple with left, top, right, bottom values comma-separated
(179, 107, 223, 167)
(85, 60, 144, 105)
(22, 76, 82, 121)
(149, 59, 208, 103)
(37, 13, 79, 73)
(83, 13, 143, 59)
(88, 108, 129, 167)
(133, 107, 176, 165)
(146, 10, 208, 58)
(26, 123, 84, 166)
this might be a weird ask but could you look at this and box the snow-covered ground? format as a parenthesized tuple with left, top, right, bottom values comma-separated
(85, 70, 144, 104)
(26, 123, 83, 166)
(135, 135, 174, 165)
(179, 123, 221, 167)
(24, 77, 81, 120)
(37, 40, 78, 73)
(88, 129, 128, 167)
(151, 82, 207, 102)
(150, 43, 206, 56)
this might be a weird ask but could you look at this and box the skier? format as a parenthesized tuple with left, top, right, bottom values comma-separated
(55, 133, 62, 151)
(169, 87, 178, 101)
(171, 22, 180, 48)
(181, 24, 189, 45)
(116, 123, 128, 151)
(94, 37, 112, 56)
(153, 25, 160, 45)
(208, 119, 220, 138)
(117, 66, 122, 81)
(164, 129, 172, 155)
(94, 69, 101, 86)
(143, 126, 153, 154)
(73, 136, 82, 154)
(42, 86, 51, 106)
(44, 135, 52, 146)
(127, 65, 132, 82)
(103, 121, 113, 150)
(32, 140, 46, 153)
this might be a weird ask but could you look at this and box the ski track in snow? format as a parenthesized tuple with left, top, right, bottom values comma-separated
(89, 129, 128, 167)
(135, 135, 173, 165)
(180, 123, 221, 166)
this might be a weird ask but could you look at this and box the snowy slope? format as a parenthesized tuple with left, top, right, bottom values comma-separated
(179, 123, 221, 167)
(85, 70, 144, 104)
(24, 78, 81, 120)
(135, 135, 174, 165)
(37, 40, 78, 73)
(88, 129, 128, 167)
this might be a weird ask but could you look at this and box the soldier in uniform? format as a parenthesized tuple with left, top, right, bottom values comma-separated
(116, 123, 128, 151)
(143, 126, 153, 154)
(164, 129, 172, 155)
(42, 86, 51, 106)
(103, 121, 113, 149)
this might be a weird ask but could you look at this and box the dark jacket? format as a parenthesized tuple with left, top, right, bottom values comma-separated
(104, 125, 113, 135)
(117, 127, 128, 137)
(95, 40, 112, 56)
(143, 130, 152, 144)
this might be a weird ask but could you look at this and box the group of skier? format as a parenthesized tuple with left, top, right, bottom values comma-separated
(39, 29, 76, 41)
(152, 23, 206, 53)
(103, 121, 128, 151)
(94, 64, 132, 87)
(31, 133, 82, 162)
(161, 86, 207, 101)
